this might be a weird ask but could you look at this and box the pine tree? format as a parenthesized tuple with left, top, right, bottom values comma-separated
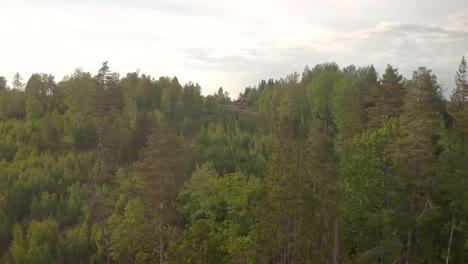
(90, 62, 120, 263)
(452, 56, 467, 104)
(12, 72, 23, 90)
(135, 127, 184, 264)
(448, 56, 468, 155)
(306, 64, 342, 263)
(93, 61, 119, 182)
(306, 121, 340, 263)
(443, 56, 468, 263)
(394, 67, 443, 263)
(252, 80, 315, 263)
(368, 65, 406, 129)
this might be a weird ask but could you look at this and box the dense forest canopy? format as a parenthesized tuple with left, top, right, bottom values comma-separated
(0, 58, 467, 263)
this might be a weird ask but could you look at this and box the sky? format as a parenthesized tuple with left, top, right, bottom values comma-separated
(1, 0, 468, 97)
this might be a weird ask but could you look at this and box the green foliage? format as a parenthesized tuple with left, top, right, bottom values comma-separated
(0, 60, 465, 263)
(367, 64, 406, 129)
(9, 224, 27, 264)
(341, 118, 401, 262)
(61, 221, 90, 263)
(62, 69, 98, 150)
(108, 197, 153, 263)
(25, 218, 59, 263)
(0, 89, 26, 120)
(12, 73, 23, 90)
(307, 63, 341, 134)
(0, 76, 7, 91)
(193, 122, 270, 176)
(25, 74, 55, 120)
(176, 163, 260, 263)
(161, 77, 183, 122)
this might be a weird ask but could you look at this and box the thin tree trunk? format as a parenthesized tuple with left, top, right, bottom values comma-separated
(405, 187, 416, 264)
(317, 168, 326, 253)
(445, 213, 456, 264)
(97, 137, 103, 182)
(159, 168, 165, 264)
(282, 192, 287, 264)
(332, 218, 339, 264)
(159, 200, 165, 264)
(158, 165, 165, 264)
(461, 130, 464, 157)
(98, 218, 111, 264)
(95, 136, 111, 263)
(380, 168, 387, 264)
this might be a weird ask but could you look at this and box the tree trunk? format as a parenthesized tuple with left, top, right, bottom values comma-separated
(332, 218, 339, 264)
(159, 168, 165, 264)
(445, 213, 456, 264)
(159, 200, 165, 264)
(97, 137, 103, 183)
(97, 218, 111, 264)
(405, 187, 416, 264)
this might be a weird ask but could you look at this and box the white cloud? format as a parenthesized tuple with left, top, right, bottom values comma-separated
(0, 0, 467, 96)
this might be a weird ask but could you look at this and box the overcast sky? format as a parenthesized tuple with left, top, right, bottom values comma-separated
(1, 0, 467, 96)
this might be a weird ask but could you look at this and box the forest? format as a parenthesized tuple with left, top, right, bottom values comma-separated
(0, 58, 466, 264)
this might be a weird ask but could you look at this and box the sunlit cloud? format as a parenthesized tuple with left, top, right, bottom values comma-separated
(1, 0, 467, 96)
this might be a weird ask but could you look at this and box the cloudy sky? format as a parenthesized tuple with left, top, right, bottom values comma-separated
(1, 0, 467, 96)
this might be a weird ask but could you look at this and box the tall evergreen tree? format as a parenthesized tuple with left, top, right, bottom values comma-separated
(448, 56, 468, 155)
(306, 121, 340, 263)
(306, 63, 342, 263)
(12, 72, 23, 90)
(452, 56, 467, 104)
(90, 62, 120, 263)
(394, 67, 443, 263)
(442, 56, 468, 263)
(368, 65, 406, 129)
(252, 79, 314, 263)
(135, 127, 184, 264)
(93, 61, 119, 182)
